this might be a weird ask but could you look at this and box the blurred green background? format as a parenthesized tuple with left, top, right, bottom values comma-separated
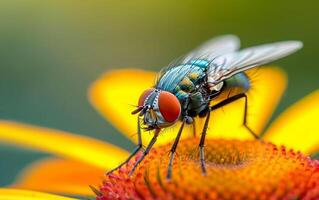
(0, 0, 318, 186)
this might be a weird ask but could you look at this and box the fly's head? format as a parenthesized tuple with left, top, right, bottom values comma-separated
(132, 88, 181, 129)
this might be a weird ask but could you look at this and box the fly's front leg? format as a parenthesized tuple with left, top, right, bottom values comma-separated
(166, 117, 188, 180)
(129, 128, 160, 176)
(107, 116, 143, 175)
(210, 93, 260, 140)
(199, 111, 211, 175)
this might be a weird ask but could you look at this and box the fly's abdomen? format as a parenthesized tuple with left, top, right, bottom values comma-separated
(224, 72, 251, 92)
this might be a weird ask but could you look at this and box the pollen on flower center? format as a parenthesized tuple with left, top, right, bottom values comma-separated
(185, 140, 250, 166)
(97, 138, 319, 200)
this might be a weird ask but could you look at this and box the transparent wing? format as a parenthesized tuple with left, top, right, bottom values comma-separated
(207, 41, 303, 84)
(156, 35, 241, 83)
(180, 34, 241, 64)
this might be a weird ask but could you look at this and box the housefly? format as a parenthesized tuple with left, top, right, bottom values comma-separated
(108, 35, 302, 179)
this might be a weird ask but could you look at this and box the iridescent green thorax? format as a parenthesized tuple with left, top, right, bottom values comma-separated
(156, 60, 209, 103)
(156, 59, 251, 118)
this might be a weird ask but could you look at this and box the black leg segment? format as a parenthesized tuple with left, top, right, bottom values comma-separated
(129, 128, 160, 176)
(210, 93, 260, 139)
(107, 116, 144, 175)
(199, 111, 211, 175)
(166, 118, 186, 180)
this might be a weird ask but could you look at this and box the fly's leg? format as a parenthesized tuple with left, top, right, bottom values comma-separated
(199, 111, 211, 174)
(166, 117, 187, 180)
(240, 93, 260, 139)
(107, 116, 143, 175)
(210, 93, 260, 140)
(197, 93, 260, 175)
(192, 119, 197, 137)
(129, 128, 160, 176)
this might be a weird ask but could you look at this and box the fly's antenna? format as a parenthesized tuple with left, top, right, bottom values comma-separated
(131, 105, 149, 116)
(138, 105, 150, 116)
(131, 106, 143, 115)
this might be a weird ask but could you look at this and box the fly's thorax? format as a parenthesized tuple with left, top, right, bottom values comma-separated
(156, 63, 207, 93)
(171, 69, 208, 105)
(137, 88, 181, 129)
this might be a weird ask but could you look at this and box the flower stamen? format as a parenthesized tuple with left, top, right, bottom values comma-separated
(98, 138, 319, 200)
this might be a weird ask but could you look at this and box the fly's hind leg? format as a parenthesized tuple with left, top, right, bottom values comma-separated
(199, 93, 260, 175)
(240, 93, 260, 139)
(107, 116, 144, 175)
(210, 93, 260, 140)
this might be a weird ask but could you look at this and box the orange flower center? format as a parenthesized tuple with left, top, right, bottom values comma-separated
(97, 138, 319, 200)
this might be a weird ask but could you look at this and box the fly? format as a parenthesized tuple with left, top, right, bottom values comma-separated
(108, 35, 303, 179)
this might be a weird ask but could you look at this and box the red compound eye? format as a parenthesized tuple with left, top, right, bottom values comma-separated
(158, 91, 181, 123)
(138, 88, 154, 106)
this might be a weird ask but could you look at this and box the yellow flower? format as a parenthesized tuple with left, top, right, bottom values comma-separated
(0, 67, 318, 199)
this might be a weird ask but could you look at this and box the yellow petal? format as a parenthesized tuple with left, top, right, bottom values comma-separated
(264, 90, 319, 154)
(204, 67, 287, 139)
(0, 121, 128, 169)
(89, 67, 286, 143)
(89, 69, 195, 146)
(12, 158, 104, 196)
(0, 188, 77, 200)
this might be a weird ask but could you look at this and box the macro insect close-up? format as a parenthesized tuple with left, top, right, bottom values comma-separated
(109, 35, 303, 179)
(0, 1, 318, 200)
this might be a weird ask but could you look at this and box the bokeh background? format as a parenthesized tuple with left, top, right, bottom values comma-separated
(0, 0, 318, 186)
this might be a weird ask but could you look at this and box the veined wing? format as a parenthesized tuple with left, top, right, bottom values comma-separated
(156, 35, 241, 83)
(180, 34, 241, 64)
(207, 41, 303, 85)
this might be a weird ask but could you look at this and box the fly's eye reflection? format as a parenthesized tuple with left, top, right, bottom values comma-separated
(107, 35, 303, 180)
